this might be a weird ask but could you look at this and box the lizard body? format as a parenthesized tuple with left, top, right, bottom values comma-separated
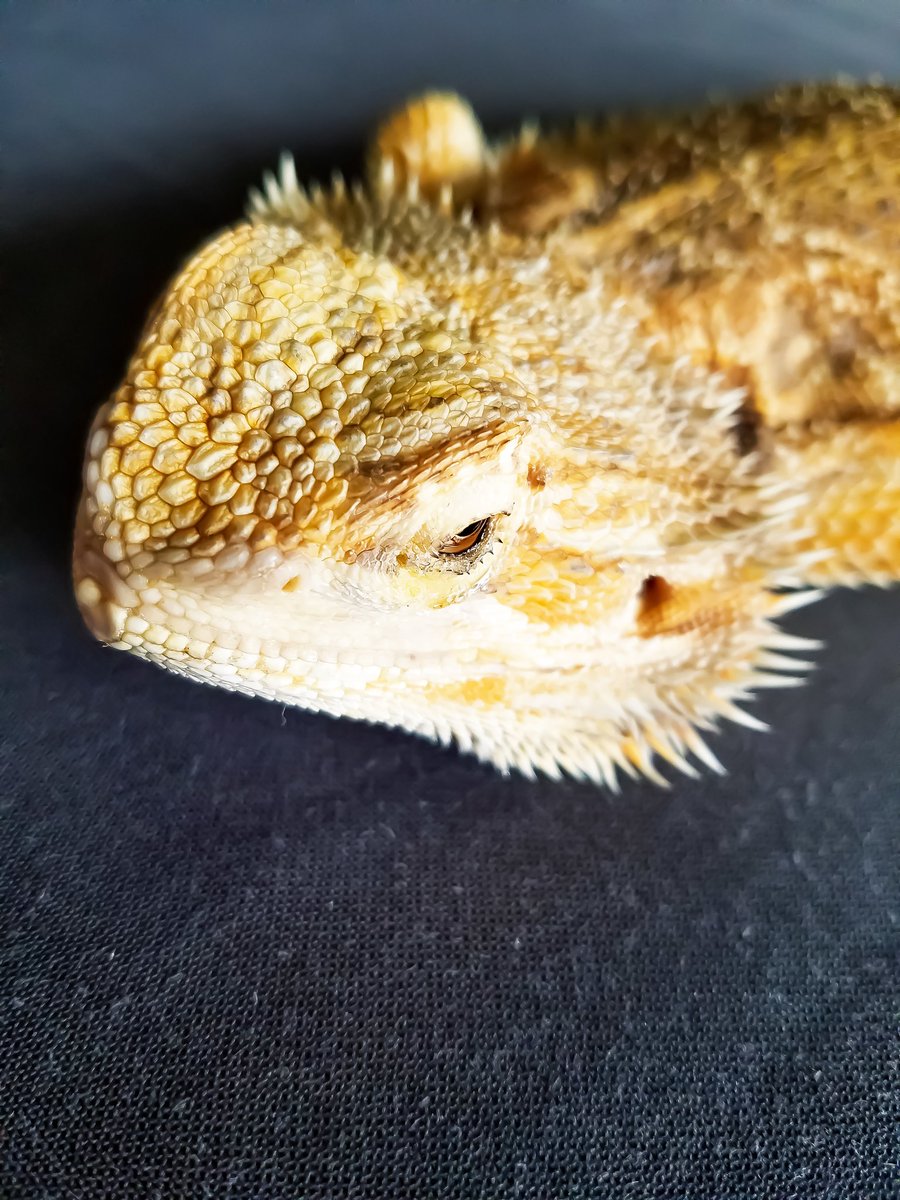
(74, 85, 900, 783)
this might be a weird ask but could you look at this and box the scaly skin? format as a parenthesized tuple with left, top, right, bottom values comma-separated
(73, 85, 900, 784)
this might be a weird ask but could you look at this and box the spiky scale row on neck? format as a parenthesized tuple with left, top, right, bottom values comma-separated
(74, 85, 899, 784)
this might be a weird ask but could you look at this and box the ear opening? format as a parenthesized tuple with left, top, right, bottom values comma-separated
(636, 574, 674, 635)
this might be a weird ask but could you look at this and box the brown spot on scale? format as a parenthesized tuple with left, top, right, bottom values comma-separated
(527, 462, 548, 491)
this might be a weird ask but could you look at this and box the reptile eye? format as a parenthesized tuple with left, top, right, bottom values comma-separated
(437, 517, 491, 556)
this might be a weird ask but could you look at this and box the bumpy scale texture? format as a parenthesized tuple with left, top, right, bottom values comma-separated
(74, 85, 900, 784)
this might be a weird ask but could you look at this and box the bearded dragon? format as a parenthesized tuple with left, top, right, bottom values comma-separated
(73, 85, 900, 785)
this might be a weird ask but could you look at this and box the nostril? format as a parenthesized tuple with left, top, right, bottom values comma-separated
(73, 542, 137, 644)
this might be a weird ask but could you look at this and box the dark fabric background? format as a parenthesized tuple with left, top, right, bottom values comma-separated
(2, 3, 898, 1197)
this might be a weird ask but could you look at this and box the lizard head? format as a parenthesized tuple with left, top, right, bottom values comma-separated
(73, 217, 543, 744)
(74, 190, 811, 784)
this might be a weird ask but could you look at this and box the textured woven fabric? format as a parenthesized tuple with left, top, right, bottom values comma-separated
(3, 4, 899, 1197)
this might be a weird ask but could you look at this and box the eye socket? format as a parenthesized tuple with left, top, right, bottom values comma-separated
(436, 517, 492, 557)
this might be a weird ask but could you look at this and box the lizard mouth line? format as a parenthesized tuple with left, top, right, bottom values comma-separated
(75, 529, 790, 675)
